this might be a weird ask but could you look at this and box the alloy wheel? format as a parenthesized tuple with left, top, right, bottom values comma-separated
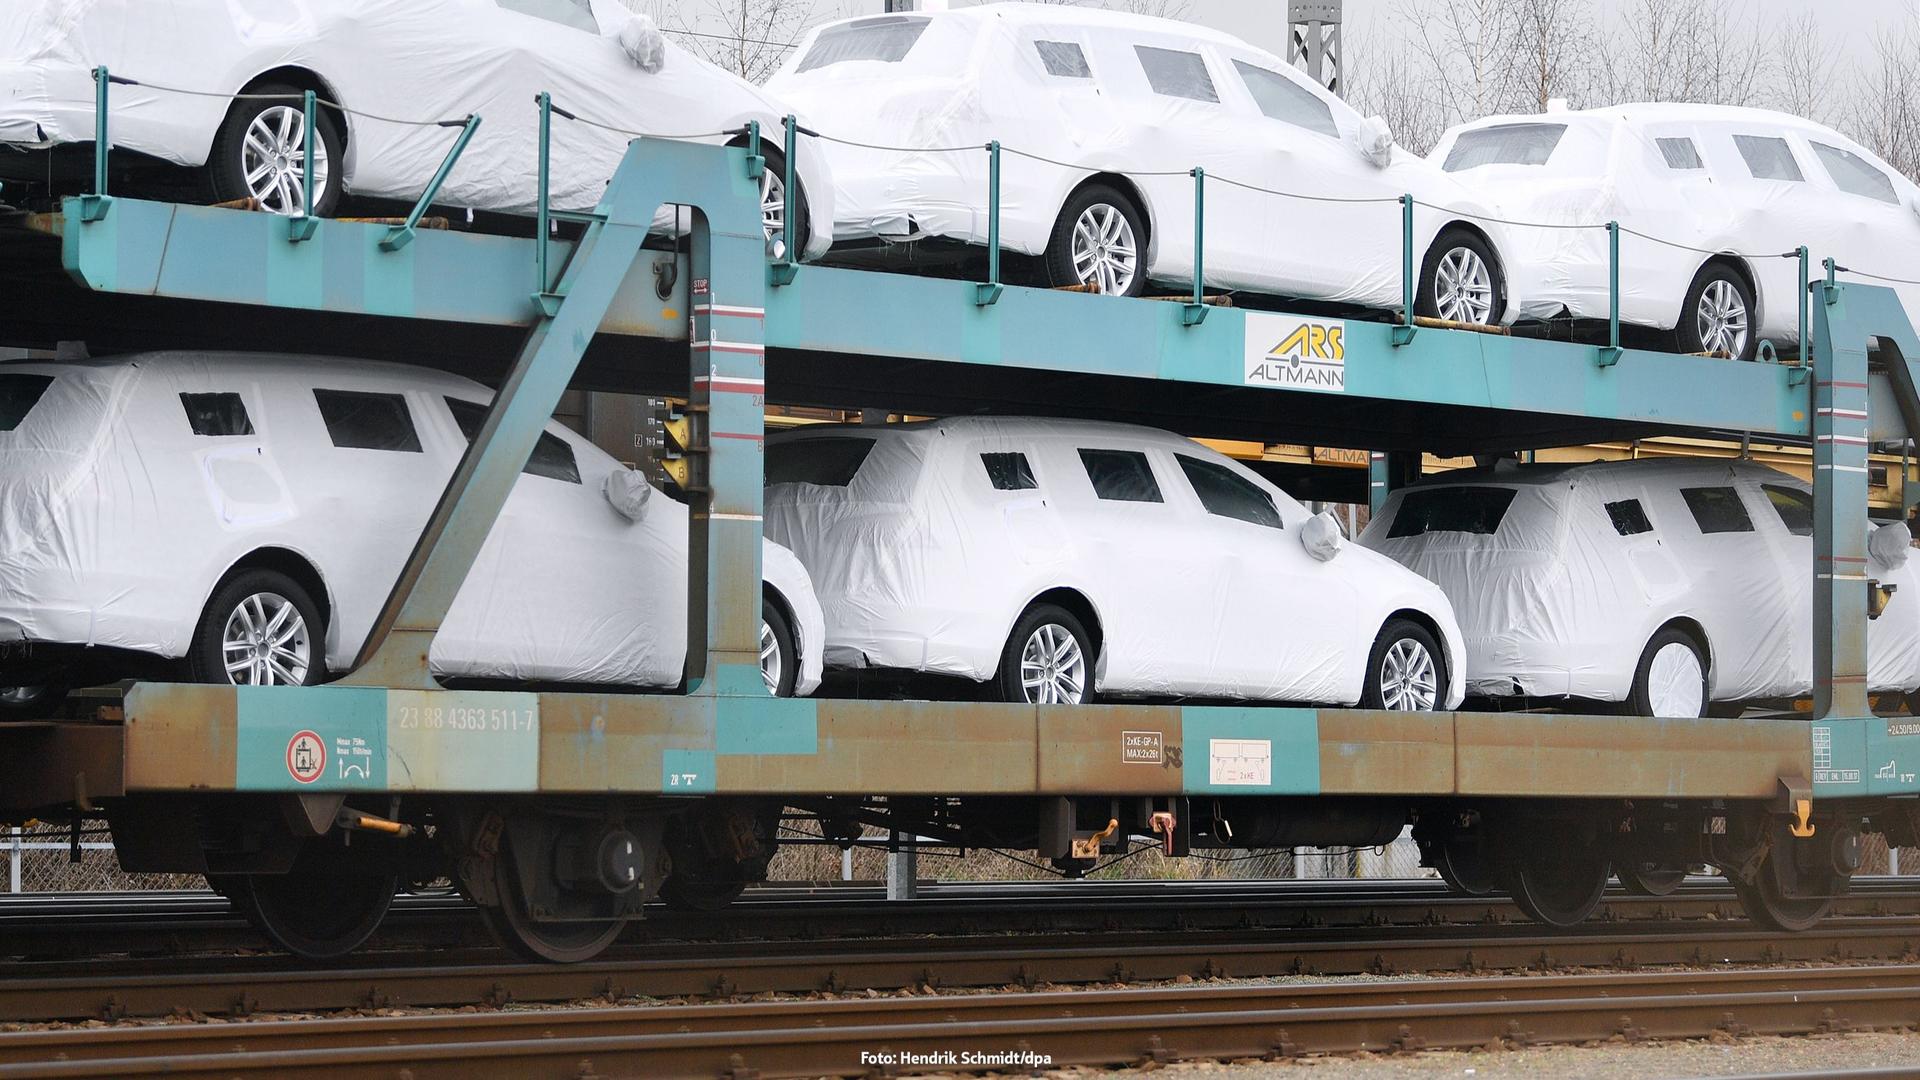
(759, 168, 787, 248)
(1695, 279, 1749, 358)
(1019, 623, 1087, 704)
(759, 618, 783, 695)
(222, 591, 312, 686)
(242, 104, 330, 216)
(1378, 638, 1438, 711)
(1433, 246, 1494, 324)
(1071, 203, 1138, 296)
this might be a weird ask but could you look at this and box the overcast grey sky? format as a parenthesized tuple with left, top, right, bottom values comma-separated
(680, 0, 1918, 71)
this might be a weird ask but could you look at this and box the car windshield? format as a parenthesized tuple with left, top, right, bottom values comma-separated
(1443, 124, 1566, 171)
(797, 16, 929, 73)
(767, 437, 877, 486)
(1387, 487, 1518, 537)
(0, 374, 54, 432)
(1812, 141, 1899, 204)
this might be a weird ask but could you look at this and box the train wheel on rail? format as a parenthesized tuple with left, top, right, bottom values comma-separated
(1504, 839, 1609, 927)
(658, 800, 780, 914)
(475, 813, 650, 963)
(1731, 819, 1857, 933)
(1430, 838, 1501, 897)
(1615, 861, 1688, 897)
(226, 869, 398, 960)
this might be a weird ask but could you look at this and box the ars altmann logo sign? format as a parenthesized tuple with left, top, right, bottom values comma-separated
(1243, 312, 1347, 393)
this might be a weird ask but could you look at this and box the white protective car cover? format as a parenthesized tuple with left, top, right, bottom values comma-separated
(1428, 103, 1920, 337)
(0, 0, 834, 254)
(1359, 458, 1920, 703)
(765, 3, 1521, 316)
(0, 353, 823, 694)
(763, 416, 1466, 707)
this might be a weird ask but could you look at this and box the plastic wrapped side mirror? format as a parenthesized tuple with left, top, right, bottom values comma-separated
(1301, 511, 1344, 562)
(604, 467, 653, 521)
(1356, 115, 1394, 169)
(614, 13, 667, 73)
(1870, 520, 1911, 568)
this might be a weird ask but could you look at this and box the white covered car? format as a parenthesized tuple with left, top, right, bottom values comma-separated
(763, 417, 1465, 710)
(1359, 459, 1920, 717)
(1430, 103, 1920, 360)
(0, 0, 833, 255)
(766, 3, 1515, 323)
(0, 352, 824, 711)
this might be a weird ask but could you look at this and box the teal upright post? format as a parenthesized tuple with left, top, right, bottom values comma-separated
(1809, 278, 1873, 721)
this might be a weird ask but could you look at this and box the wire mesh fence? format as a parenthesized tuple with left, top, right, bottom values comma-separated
(0, 821, 201, 893)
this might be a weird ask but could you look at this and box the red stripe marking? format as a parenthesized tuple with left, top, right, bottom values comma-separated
(711, 431, 766, 442)
(1818, 555, 1869, 563)
(1816, 380, 1870, 388)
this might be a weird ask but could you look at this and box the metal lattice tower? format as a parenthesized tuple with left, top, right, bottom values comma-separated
(1289, 1, 1343, 98)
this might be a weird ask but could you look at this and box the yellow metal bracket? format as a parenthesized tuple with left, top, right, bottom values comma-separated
(1071, 818, 1120, 860)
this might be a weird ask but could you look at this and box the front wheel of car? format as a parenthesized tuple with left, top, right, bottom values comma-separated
(760, 598, 798, 698)
(1677, 263, 1757, 361)
(996, 603, 1095, 705)
(1626, 626, 1708, 718)
(1360, 618, 1445, 712)
(208, 83, 345, 217)
(0, 684, 66, 719)
(1044, 184, 1148, 298)
(1416, 228, 1504, 327)
(755, 148, 811, 259)
(188, 569, 326, 687)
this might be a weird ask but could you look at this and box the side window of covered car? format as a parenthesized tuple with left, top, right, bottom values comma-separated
(1733, 135, 1804, 182)
(494, 0, 599, 32)
(981, 451, 1038, 491)
(1134, 45, 1219, 103)
(1078, 448, 1163, 503)
(0, 374, 54, 432)
(1810, 141, 1900, 205)
(1679, 485, 1755, 534)
(1176, 453, 1282, 529)
(180, 393, 254, 437)
(1232, 60, 1338, 138)
(1386, 487, 1516, 538)
(313, 389, 422, 453)
(444, 397, 581, 484)
(1762, 484, 1814, 537)
(1655, 137, 1705, 171)
(1033, 40, 1093, 80)
(1605, 498, 1654, 536)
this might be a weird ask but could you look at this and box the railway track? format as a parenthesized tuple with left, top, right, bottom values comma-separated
(7, 876, 1920, 961)
(4, 964, 1918, 1077)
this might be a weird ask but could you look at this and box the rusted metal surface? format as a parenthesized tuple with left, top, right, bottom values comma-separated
(1454, 712, 1811, 798)
(1036, 704, 1183, 794)
(4, 964, 1918, 1076)
(121, 684, 235, 793)
(1316, 710, 1454, 794)
(0, 721, 124, 812)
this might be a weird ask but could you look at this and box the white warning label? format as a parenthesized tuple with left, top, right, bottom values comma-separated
(1208, 738, 1272, 787)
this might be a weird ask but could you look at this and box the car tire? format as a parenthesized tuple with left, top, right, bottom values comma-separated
(1626, 626, 1708, 718)
(996, 603, 1095, 705)
(760, 598, 799, 698)
(1676, 263, 1757, 361)
(208, 83, 345, 217)
(754, 148, 812, 260)
(188, 569, 327, 687)
(1359, 618, 1446, 711)
(0, 684, 66, 719)
(1416, 227, 1504, 327)
(1043, 183, 1148, 297)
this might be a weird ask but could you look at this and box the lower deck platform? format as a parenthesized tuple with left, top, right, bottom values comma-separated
(10, 682, 1901, 814)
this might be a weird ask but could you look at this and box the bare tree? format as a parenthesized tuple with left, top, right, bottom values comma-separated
(1587, 0, 1766, 107)
(1851, 20, 1920, 181)
(672, 0, 811, 85)
(1511, 0, 1593, 112)
(1343, 31, 1449, 154)
(1009, 0, 1193, 17)
(1768, 11, 1838, 126)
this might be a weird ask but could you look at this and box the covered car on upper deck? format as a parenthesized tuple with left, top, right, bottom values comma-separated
(0, 0, 832, 255)
(1429, 103, 1920, 360)
(766, 2, 1522, 324)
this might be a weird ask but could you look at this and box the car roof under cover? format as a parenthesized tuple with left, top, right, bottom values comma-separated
(1402, 456, 1795, 491)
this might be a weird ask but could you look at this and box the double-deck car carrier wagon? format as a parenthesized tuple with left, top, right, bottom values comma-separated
(5, 81, 1920, 961)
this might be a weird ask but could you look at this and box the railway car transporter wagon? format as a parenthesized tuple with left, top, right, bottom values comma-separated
(764, 417, 1466, 711)
(1430, 103, 1920, 360)
(767, 3, 1522, 326)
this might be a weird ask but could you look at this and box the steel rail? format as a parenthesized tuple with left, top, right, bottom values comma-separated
(5, 965, 1918, 1077)
(7, 913, 1920, 1025)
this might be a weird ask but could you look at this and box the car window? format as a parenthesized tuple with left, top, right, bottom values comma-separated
(797, 16, 929, 73)
(444, 397, 580, 484)
(1233, 60, 1337, 137)
(766, 437, 876, 486)
(1079, 448, 1163, 502)
(1135, 45, 1218, 103)
(1763, 483, 1814, 536)
(1680, 485, 1755, 533)
(1386, 486, 1517, 538)
(1733, 135, 1803, 181)
(1034, 40, 1091, 79)
(181, 392, 253, 437)
(1656, 137, 1704, 170)
(1605, 498, 1654, 536)
(313, 389, 421, 453)
(493, 0, 598, 33)
(0, 374, 54, 432)
(981, 451, 1037, 491)
(1176, 453, 1283, 529)
(1811, 141, 1899, 205)
(1442, 123, 1565, 171)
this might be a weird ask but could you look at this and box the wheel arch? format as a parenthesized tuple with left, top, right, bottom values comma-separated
(1381, 606, 1454, 702)
(1653, 613, 1714, 684)
(1005, 586, 1107, 668)
(203, 547, 335, 640)
(1428, 219, 1509, 321)
(762, 580, 800, 654)
(1690, 254, 1762, 339)
(231, 66, 352, 160)
(1063, 172, 1154, 254)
